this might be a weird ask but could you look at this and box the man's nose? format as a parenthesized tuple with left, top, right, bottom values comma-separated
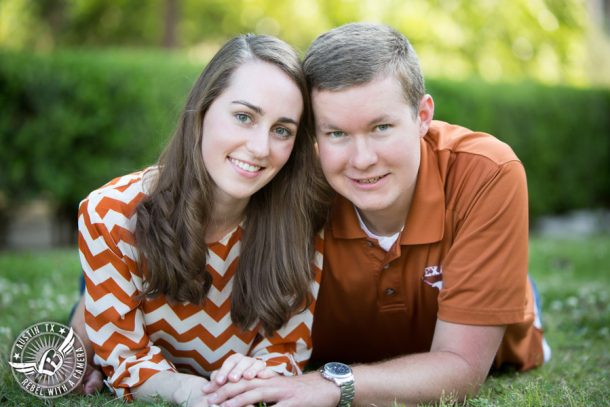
(350, 137, 377, 170)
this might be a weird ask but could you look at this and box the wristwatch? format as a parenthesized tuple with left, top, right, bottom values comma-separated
(320, 362, 355, 407)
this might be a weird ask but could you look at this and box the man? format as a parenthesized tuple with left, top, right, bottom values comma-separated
(205, 22, 550, 406)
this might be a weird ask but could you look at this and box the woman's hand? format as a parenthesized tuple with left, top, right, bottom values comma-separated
(204, 353, 277, 396)
(213, 353, 278, 383)
(69, 294, 105, 394)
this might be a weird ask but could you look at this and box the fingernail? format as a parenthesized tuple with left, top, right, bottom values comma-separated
(207, 393, 218, 403)
(216, 374, 225, 383)
(203, 383, 212, 392)
(230, 373, 239, 381)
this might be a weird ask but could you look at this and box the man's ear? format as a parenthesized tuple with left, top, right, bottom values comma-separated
(418, 94, 435, 137)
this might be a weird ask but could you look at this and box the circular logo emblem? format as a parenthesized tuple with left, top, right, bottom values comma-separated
(8, 322, 87, 398)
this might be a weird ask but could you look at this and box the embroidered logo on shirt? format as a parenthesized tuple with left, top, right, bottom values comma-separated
(423, 266, 443, 290)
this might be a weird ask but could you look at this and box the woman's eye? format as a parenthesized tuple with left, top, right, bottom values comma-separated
(235, 113, 252, 124)
(376, 124, 391, 131)
(274, 127, 293, 138)
(329, 131, 345, 138)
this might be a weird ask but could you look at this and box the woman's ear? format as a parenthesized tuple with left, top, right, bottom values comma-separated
(417, 94, 435, 137)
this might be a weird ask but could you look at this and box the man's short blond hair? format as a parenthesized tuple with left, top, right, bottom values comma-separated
(303, 22, 425, 112)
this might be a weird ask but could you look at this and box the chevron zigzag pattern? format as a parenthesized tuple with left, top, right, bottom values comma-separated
(79, 168, 323, 400)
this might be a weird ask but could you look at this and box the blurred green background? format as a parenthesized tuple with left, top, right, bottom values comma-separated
(1, 0, 609, 249)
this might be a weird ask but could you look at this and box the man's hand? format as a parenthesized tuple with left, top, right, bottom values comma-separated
(204, 371, 340, 407)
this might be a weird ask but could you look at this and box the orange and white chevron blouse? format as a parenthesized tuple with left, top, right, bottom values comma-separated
(78, 168, 323, 400)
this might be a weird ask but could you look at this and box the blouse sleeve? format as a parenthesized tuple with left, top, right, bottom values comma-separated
(248, 232, 324, 375)
(78, 187, 176, 400)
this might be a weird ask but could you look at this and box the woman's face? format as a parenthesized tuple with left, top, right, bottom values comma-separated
(201, 60, 303, 208)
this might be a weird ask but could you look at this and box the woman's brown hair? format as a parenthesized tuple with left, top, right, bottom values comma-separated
(135, 34, 331, 334)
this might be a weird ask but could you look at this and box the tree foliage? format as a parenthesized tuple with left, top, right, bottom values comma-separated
(0, 0, 593, 85)
(1, 49, 608, 221)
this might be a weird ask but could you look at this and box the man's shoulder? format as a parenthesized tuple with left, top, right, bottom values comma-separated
(426, 120, 519, 165)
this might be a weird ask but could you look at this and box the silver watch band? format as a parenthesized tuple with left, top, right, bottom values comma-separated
(321, 362, 355, 407)
(337, 379, 355, 407)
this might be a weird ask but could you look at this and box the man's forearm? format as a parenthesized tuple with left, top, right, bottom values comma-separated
(350, 321, 505, 406)
(351, 351, 483, 407)
(205, 322, 504, 407)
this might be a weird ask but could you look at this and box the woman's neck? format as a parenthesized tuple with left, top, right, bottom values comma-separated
(205, 196, 248, 244)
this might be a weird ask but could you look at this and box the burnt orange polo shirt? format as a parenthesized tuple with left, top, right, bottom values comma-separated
(311, 120, 544, 371)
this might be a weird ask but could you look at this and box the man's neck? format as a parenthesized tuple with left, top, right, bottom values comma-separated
(355, 207, 406, 237)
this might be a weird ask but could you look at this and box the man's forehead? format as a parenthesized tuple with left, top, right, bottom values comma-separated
(311, 81, 410, 129)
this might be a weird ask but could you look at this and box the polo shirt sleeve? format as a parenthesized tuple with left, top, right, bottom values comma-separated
(79, 192, 176, 400)
(249, 232, 324, 374)
(437, 159, 529, 325)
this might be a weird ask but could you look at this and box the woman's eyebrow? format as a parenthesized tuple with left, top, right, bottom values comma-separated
(231, 100, 263, 114)
(277, 117, 298, 126)
(232, 100, 298, 125)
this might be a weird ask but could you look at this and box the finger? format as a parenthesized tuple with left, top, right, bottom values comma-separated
(227, 357, 259, 382)
(206, 379, 255, 405)
(215, 353, 243, 385)
(255, 368, 277, 379)
(203, 379, 221, 394)
(242, 359, 266, 380)
(218, 386, 279, 407)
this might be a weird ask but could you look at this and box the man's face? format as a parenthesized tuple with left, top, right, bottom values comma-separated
(312, 74, 433, 234)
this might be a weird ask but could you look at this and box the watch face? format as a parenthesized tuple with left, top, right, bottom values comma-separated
(325, 362, 351, 377)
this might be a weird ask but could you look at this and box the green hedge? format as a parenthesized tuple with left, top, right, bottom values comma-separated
(429, 79, 610, 219)
(0, 49, 200, 217)
(1, 49, 609, 223)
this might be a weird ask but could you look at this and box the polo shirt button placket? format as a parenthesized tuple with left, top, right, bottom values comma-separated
(384, 287, 396, 296)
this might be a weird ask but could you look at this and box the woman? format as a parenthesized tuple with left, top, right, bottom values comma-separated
(77, 34, 329, 405)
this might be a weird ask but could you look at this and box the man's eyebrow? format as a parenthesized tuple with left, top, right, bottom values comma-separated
(231, 100, 263, 115)
(316, 121, 339, 131)
(316, 115, 395, 131)
(232, 100, 298, 126)
(367, 115, 393, 126)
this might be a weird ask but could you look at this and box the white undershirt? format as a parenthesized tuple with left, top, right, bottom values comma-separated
(354, 206, 403, 252)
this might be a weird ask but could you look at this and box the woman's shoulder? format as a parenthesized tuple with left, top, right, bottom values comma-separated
(80, 166, 158, 222)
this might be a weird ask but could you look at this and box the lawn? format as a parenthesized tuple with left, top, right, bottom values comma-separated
(0, 236, 608, 406)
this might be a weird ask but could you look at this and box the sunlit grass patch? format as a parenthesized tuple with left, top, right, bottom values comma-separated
(1, 236, 609, 406)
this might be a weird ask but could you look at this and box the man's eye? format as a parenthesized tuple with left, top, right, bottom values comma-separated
(235, 113, 252, 123)
(376, 124, 391, 131)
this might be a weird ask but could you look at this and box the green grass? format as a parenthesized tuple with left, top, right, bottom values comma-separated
(1, 236, 609, 406)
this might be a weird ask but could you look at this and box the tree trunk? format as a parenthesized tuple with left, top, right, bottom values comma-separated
(163, 0, 179, 48)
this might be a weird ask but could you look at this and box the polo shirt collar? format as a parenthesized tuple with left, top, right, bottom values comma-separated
(329, 136, 445, 245)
